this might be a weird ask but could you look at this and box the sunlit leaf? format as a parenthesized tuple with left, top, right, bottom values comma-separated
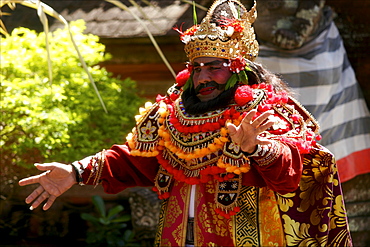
(2, 0, 107, 112)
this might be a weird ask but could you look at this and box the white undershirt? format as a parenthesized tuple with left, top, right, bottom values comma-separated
(186, 184, 196, 247)
(189, 184, 196, 217)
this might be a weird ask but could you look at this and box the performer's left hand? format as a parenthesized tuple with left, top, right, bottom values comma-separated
(227, 109, 274, 154)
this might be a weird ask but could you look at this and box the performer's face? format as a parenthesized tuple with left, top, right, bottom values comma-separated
(192, 57, 232, 102)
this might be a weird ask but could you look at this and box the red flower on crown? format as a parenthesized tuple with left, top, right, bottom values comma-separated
(229, 56, 246, 73)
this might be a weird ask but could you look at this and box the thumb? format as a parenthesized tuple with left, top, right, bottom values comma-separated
(226, 122, 238, 137)
(18, 163, 56, 187)
(34, 162, 59, 172)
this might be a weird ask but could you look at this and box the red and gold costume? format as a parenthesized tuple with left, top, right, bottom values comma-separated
(75, 82, 351, 246)
(74, 0, 352, 246)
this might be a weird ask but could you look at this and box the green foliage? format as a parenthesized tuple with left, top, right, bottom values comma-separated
(81, 196, 139, 246)
(1, 20, 145, 168)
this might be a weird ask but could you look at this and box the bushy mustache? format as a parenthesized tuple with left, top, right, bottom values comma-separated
(194, 81, 226, 94)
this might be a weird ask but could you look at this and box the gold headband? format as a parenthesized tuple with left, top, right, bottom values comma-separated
(180, 0, 259, 62)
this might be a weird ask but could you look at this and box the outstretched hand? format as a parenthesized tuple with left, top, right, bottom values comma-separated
(227, 109, 275, 153)
(18, 162, 77, 211)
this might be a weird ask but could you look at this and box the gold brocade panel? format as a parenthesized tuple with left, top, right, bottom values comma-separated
(276, 144, 352, 246)
(234, 186, 259, 246)
(234, 186, 285, 246)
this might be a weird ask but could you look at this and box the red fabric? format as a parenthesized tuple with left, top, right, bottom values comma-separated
(81, 142, 302, 196)
(100, 144, 159, 194)
(337, 148, 370, 182)
(242, 142, 303, 194)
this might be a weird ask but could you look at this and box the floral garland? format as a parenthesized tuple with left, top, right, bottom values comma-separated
(128, 74, 322, 218)
(217, 152, 251, 175)
(169, 104, 242, 134)
(155, 152, 236, 185)
(129, 80, 321, 166)
(158, 123, 229, 161)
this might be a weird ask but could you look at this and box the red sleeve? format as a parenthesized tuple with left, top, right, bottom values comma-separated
(82, 144, 159, 194)
(246, 142, 303, 194)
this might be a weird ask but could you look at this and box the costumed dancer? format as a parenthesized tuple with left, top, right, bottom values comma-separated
(19, 0, 352, 246)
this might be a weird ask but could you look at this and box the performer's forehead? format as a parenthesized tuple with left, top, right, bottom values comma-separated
(193, 58, 225, 67)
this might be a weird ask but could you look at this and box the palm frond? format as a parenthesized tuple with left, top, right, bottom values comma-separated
(127, 0, 161, 32)
(140, 0, 155, 7)
(0, 1, 16, 9)
(0, 2, 16, 35)
(36, 0, 52, 86)
(0, 19, 9, 36)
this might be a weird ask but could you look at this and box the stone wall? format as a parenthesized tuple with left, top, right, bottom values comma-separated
(342, 173, 370, 246)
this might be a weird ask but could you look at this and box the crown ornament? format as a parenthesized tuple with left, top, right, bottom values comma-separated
(179, 0, 259, 62)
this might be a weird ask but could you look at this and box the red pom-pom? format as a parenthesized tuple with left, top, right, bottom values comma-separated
(233, 206, 240, 213)
(258, 104, 272, 112)
(156, 94, 166, 102)
(188, 177, 199, 185)
(176, 68, 191, 87)
(170, 93, 179, 101)
(280, 91, 289, 103)
(234, 85, 254, 106)
(162, 192, 170, 199)
(200, 175, 210, 183)
(266, 84, 274, 92)
(258, 83, 266, 89)
(291, 114, 301, 122)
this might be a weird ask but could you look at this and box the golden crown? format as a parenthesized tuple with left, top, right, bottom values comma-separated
(181, 0, 259, 62)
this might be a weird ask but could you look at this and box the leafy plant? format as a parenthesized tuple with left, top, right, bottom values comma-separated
(1, 20, 145, 170)
(81, 196, 139, 247)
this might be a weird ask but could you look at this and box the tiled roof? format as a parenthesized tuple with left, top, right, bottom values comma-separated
(2, 0, 209, 38)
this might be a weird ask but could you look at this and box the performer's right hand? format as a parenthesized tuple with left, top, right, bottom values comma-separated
(18, 162, 77, 211)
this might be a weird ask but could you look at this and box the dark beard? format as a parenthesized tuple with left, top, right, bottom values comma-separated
(181, 86, 236, 115)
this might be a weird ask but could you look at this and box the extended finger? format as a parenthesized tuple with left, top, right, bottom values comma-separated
(19, 174, 41, 186)
(25, 185, 44, 204)
(250, 110, 274, 128)
(256, 119, 275, 133)
(29, 191, 50, 210)
(43, 195, 57, 211)
(241, 109, 257, 124)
